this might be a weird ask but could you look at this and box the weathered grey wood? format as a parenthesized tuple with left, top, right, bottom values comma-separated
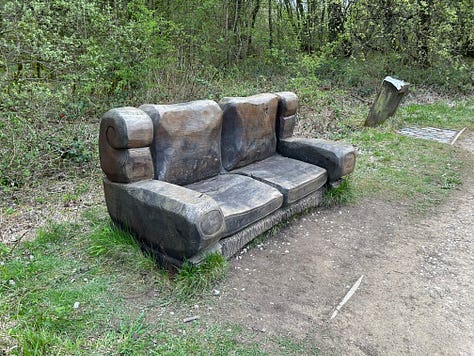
(139, 100, 222, 185)
(99, 107, 154, 182)
(186, 174, 283, 236)
(364, 76, 409, 127)
(146, 242, 222, 269)
(276, 114, 297, 139)
(278, 137, 356, 182)
(219, 93, 278, 170)
(99, 145, 154, 183)
(275, 92, 298, 139)
(219, 188, 324, 259)
(275, 91, 298, 117)
(103, 178, 225, 259)
(101, 107, 153, 149)
(232, 154, 327, 205)
(98, 92, 358, 267)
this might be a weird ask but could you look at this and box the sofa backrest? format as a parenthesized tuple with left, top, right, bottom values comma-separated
(139, 100, 223, 185)
(219, 93, 279, 171)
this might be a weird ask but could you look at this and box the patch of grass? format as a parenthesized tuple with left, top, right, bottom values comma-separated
(87, 222, 157, 273)
(342, 127, 466, 213)
(400, 100, 474, 130)
(322, 178, 355, 207)
(307, 95, 473, 214)
(276, 336, 321, 355)
(2, 210, 312, 354)
(174, 253, 227, 301)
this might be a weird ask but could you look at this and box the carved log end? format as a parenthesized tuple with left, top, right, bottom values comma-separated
(101, 107, 153, 149)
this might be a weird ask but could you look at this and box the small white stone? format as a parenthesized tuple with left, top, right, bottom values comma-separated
(212, 289, 221, 296)
(9, 279, 15, 286)
(73, 302, 80, 309)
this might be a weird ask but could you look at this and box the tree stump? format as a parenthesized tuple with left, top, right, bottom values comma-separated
(364, 76, 410, 127)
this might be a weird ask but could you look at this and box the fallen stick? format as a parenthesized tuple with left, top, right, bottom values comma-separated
(330, 275, 364, 320)
(450, 127, 467, 146)
(8, 230, 29, 255)
(183, 315, 200, 323)
(350, 93, 372, 104)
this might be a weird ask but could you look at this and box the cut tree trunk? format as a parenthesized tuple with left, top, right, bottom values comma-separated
(364, 76, 409, 127)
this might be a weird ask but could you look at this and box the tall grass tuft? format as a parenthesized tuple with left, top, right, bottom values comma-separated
(174, 253, 227, 301)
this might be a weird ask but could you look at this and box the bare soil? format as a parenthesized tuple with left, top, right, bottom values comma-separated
(211, 132, 474, 355)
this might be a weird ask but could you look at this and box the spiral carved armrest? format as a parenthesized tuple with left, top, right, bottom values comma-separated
(99, 107, 154, 183)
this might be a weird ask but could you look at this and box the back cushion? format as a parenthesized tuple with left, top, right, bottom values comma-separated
(139, 100, 222, 185)
(219, 93, 278, 171)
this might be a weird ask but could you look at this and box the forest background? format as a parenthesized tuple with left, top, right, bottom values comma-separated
(0, 0, 473, 191)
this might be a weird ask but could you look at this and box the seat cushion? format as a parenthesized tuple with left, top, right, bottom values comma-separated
(186, 174, 283, 236)
(231, 155, 327, 205)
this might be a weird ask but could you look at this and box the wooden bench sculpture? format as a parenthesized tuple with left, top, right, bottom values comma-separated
(99, 92, 356, 266)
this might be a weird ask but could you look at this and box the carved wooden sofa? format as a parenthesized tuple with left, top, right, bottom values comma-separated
(99, 92, 356, 266)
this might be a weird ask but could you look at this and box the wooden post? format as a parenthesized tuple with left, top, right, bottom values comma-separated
(364, 76, 409, 127)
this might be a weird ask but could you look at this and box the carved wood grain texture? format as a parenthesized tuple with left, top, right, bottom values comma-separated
(101, 107, 153, 149)
(140, 100, 223, 185)
(186, 174, 283, 236)
(219, 93, 278, 171)
(231, 154, 327, 205)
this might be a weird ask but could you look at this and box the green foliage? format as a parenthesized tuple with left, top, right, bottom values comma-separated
(401, 101, 474, 129)
(116, 312, 149, 354)
(174, 253, 227, 300)
(344, 128, 465, 214)
(322, 178, 355, 207)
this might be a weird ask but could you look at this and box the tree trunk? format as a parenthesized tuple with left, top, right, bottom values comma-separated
(246, 0, 261, 55)
(268, 0, 273, 49)
(328, 0, 344, 43)
(417, 0, 432, 67)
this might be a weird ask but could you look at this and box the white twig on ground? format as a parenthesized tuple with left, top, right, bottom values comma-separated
(330, 275, 364, 320)
(451, 127, 467, 145)
(183, 315, 200, 323)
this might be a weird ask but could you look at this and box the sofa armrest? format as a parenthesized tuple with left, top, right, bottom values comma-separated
(103, 178, 226, 260)
(278, 137, 356, 182)
(99, 107, 154, 183)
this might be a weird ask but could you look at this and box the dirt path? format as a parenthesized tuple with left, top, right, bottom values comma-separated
(212, 133, 474, 355)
